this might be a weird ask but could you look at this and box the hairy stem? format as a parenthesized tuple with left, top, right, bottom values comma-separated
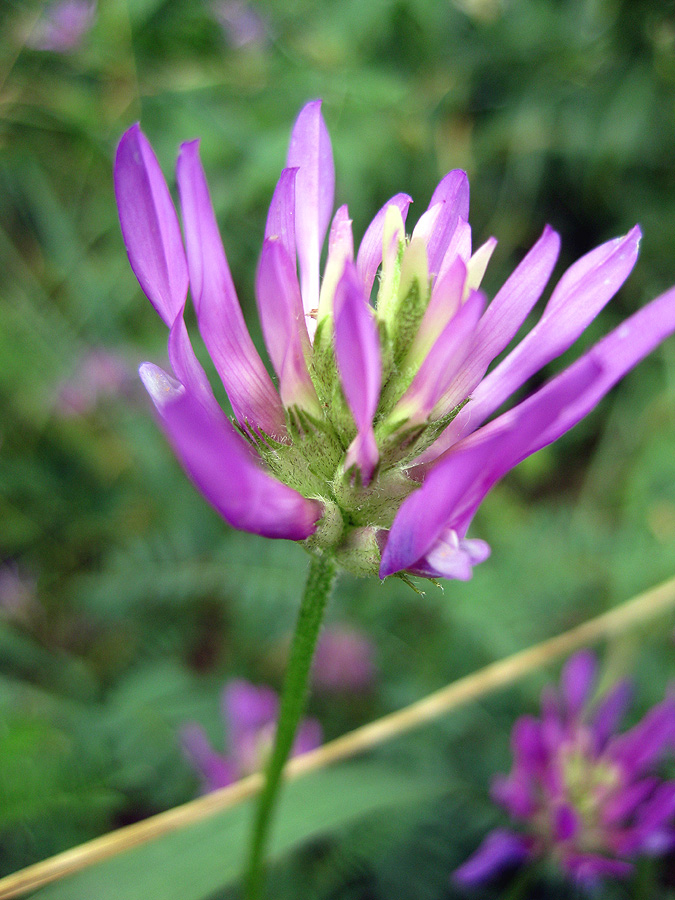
(244, 553, 337, 900)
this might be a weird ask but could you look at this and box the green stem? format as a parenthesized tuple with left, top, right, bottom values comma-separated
(243, 552, 337, 900)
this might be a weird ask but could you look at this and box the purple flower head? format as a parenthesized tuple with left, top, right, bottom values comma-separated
(312, 625, 376, 693)
(454, 652, 675, 888)
(181, 679, 322, 793)
(27, 1, 96, 53)
(114, 101, 675, 580)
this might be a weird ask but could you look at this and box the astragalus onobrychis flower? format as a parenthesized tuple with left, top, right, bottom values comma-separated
(181, 679, 321, 793)
(115, 100, 675, 582)
(454, 652, 675, 887)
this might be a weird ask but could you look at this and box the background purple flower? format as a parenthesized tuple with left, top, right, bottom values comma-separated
(0, 564, 38, 626)
(454, 651, 675, 888)
(181, 679, 322, 792)
(53, 348, 134, 418)
(27, 1, 96, 53)
(211, 1, 267, 49)
(312, 625, 376, 693)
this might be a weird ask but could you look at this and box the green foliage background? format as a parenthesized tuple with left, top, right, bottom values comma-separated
(2, 0, 675, 896)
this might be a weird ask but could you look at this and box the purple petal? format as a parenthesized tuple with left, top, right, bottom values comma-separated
(453, 829, 530, 886)
(317, 205, 354, 323)
(114, 125, 188, 327)
(563, 852, 632, 883)
(554, 804, 579, 841)
(435, 226, 561, 435)
(460, 226, 642, 430)
(423, 170, 470, 276)
(139, 363, 322, 540)
(392, 282, 675, 571)
(602, 777, 659, 827)
(356, 193, 413, 298)
(180, 723, 236, 792)
(591, 680, 632, 752)
(313, 626, 376, 693)
(380, 356, 599, 577)
(436, 217, 472, 282)
(176, 140, 286, 438)
(392, 289, 484, 424)
(404, 528, 490, 581)
(491, 772, 537, 818)
(223, 680, 278, 736)
(607, 695, 675, 776)
(511, 715, 548, 771)
(630, 780, 675, 840)
(256, 239, 318, 411)
(265, 167, 298, 264)
(334, 263, 382, 484)
(292, 717, 323, 756)
(560, 651, 597, 720)
(406, 256, 467, 367)
(286, 100, 335, 320)
(167, 311, 223, 420)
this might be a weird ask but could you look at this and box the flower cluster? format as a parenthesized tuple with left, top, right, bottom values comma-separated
(181, 679, 321, 793)
(114, 101, 675, 581)
(454, 652, 675, 887)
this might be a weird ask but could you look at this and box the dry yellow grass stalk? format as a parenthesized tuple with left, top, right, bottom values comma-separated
(1, 573, 675, 899)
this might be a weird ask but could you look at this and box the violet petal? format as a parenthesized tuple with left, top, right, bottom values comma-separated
(256, 239, 317, 410)
(564, 852, 632, 883)
(167, 310, 223, 420)
(223, 680, 278, 737)
(392, 289, 484, 423)
(491, 770, 538, 818)
(180, 723, 236, 792)
(560, 651, 597, 720)
(405, 528, 490, 581)
(176, 140, 286, 437)
(380, 355, 599, 577)
(396, 282, 675, 568)
(114, 125, 188, 327)
(453, 829, 530, 886)
(265, 166, 298, 265)
(139, 363, 322, 540)
(433, 225, 561, 438)
(591, 679, 632, 752)
(608, 695, 675, 776)
(286, 100, 335, 320)
(460, 226, 642, 430)
(423, 170, 470, 276)
(356, 193, 412, 298)
(334, 262, 382, 484)
(292, 717, 323, 756)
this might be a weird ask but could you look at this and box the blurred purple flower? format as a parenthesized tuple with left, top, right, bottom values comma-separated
(0, 564, 38, 625)
(114, 101, 675, 581)
(27, 0, 96, 53)
(181, 679, 322, 792)
(454, 652, 675, 888)
(53, 349, 134, 418)
(211, 1, 267, 48)
(313, 625, 376, 693)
